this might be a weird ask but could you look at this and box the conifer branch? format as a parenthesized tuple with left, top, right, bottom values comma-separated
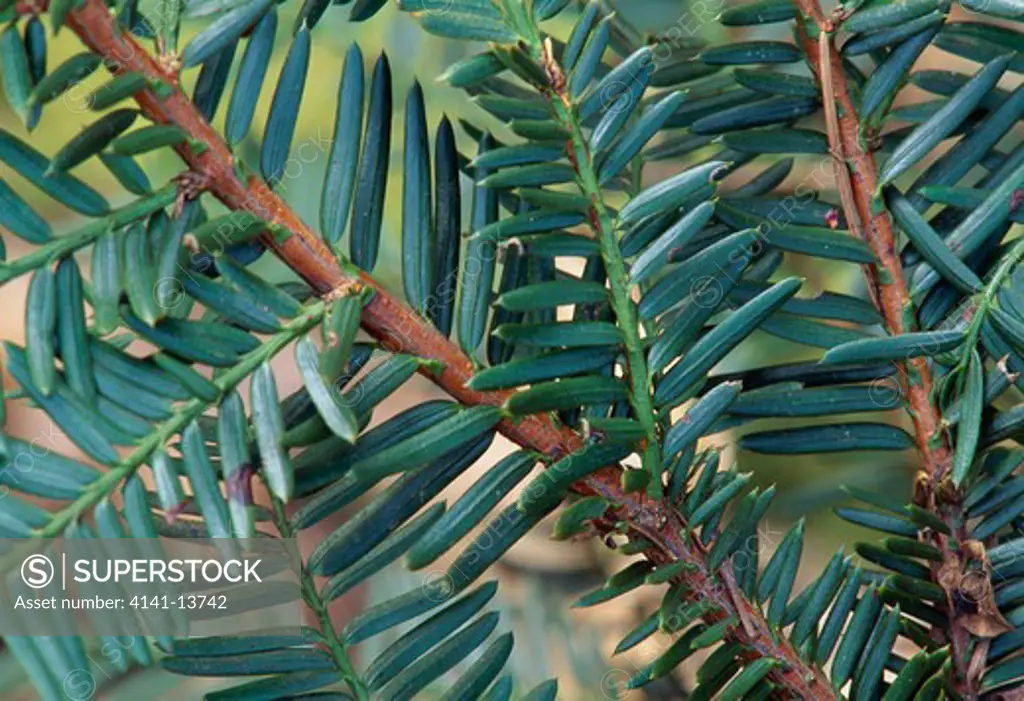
(55, 1, 836, 695)
(792, 2, 986, 693)
(792, 2, 953, 492)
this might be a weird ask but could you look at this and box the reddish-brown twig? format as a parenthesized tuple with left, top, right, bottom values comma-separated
(54, 1, 837, 694)
(792, 2, 983, 694)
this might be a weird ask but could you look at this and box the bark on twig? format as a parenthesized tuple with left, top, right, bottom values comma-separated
(792, 2, 981, 693)
(55, 1, 838, 695)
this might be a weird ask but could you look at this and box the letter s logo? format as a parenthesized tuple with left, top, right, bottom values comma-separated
(21, 554, 54, 589)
